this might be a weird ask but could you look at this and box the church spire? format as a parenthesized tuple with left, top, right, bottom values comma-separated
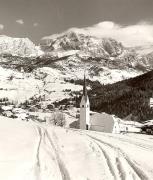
(83, 71, 87, 101)
(80, 70, 90, 130)
(83, 73, 87, 95)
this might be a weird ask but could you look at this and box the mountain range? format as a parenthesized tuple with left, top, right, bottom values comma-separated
(0, 29, 151, 83)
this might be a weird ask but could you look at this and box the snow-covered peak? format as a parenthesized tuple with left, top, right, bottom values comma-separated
(41, 29, 124, 59)
(42, 28, 86, 41)
(0, 35, 43, 57)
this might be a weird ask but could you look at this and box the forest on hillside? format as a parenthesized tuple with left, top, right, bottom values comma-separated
(88, 70, 153, 122)
(62, 70, 153, 122)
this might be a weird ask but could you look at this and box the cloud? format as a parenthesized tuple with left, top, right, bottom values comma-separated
(16, 19, 24, 25)
(43, 21, 153, 47)
(0, 24, 4, 30)
(84, 21, 153, 47)
(33, 23, 38, 27)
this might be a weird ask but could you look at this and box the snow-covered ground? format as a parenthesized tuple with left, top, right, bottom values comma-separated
(0, 64, 143, 106)
(91, 67, 141, 84)
(0, 116, 153, 180)
(0, 66, 82, 103)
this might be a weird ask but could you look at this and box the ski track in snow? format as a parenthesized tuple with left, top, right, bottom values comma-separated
(126, 134, 153, 144)
(34, 125, 70, 180)
(2, 118, 153, 180)
(84, 134, 131, 180)
(86, 134, 149, 180)
(34, 126, 42, 180)
(70, 128, 152, 180)
(45, 129, 71, 180)
(93, 140, 118, 180)
(104, 134, 153, 151)
(93, 133, 153, 152)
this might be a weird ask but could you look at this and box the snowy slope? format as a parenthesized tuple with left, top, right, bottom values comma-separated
(0, 35, 43, 57)
(1, 116, 153, 180)
(0, 67, 41, 103)
(0, 66, 82, 103)
(0, 65, 139, 107)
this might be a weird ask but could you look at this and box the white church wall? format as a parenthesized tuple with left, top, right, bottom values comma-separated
(80, 108, 87, 129)
(80, 95, 90, 130)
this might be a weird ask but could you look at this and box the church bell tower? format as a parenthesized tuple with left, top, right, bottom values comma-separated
(80, 73, 90, 130)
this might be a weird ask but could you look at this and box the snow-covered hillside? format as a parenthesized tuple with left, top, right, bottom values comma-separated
(0, 35, 43, 57)
(0, 66, 82, 104)
(1, 116, 153, 180)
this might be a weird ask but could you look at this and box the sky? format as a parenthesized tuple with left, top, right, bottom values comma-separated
(0, 0, 153, 45)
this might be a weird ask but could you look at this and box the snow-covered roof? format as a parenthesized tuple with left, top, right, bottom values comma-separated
(91, 112, 114, 126)
(1, 105, 14, 111)
(143, 120, 153, 126)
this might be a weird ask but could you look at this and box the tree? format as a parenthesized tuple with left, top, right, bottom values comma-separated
(52, 111, 66, 127)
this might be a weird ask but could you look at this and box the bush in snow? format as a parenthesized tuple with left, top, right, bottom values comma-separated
(52, 111, 66, 127)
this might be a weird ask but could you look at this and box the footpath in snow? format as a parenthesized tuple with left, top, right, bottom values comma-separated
(0, 116, 153, 180)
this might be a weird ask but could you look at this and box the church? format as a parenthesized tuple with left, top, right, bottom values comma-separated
(79, 74, 125, 133)
(79, 74, 118, 132)
(80, 74, 114, 133)
(79, 74, 141, 133)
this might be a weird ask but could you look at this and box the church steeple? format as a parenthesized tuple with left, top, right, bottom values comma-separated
(80, 71, 90, 130)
